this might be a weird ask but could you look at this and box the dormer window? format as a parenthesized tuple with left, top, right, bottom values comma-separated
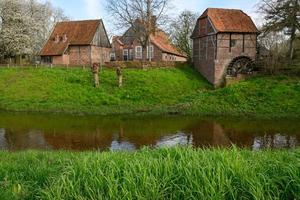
(62, 33, 67, 43)
(54, 34, 59, 43)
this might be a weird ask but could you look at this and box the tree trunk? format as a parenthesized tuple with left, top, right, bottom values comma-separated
(148, 37, 152, 62)
(142, 45, 147, 69)
(288, 27, 296, 64)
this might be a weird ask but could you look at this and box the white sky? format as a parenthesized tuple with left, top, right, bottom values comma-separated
(48, 0, 263, 34)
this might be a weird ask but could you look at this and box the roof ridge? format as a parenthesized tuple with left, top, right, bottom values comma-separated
(57, 19, 102, 24)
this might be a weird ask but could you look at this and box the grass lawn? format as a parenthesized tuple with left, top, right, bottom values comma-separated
(0, 148, 299, 200)
(0, 65, 299, 117)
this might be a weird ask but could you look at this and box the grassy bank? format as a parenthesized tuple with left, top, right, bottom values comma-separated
(0, 66, 299, 117)
(0, 148, 299, 199)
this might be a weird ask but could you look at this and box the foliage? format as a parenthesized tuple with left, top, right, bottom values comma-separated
(0, 66, 299, 117)
(0, 0, 68, 60)
(0, 0, 32, 57)
(0, 147, 299, 199)
(258, 0, 300, 60)
(169, 10, 198, 61)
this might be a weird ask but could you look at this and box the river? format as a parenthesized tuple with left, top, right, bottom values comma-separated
(0, 112, 299, 151)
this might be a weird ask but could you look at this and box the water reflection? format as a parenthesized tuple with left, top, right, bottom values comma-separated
(0, 112, 299, 151)
(156, 132, 193, 148)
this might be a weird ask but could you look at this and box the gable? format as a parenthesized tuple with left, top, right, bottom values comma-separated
(91, 20, 111, 48)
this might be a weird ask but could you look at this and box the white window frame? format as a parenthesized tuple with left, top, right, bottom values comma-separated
(123, 49, 129, 61)
(135, 46, 142, 59)
(110, 53, 116, 61)
(147, 45, 154, 59)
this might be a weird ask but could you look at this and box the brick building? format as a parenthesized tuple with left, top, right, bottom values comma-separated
(40, 19, 111, 66)
(111, 28, 187, 62)
(191, 8, 259, 86)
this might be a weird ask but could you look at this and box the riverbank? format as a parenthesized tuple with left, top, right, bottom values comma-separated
(0, 148, 299, 199)
(0, 66, 300, 118)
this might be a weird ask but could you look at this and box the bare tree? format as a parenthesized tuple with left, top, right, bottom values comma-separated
(258, 0, 300, 62)
(106, 0, 171, 62)
(258, 31, 289, 73)
(169, 10, 197, 62)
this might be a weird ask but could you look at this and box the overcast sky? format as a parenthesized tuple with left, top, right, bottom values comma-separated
(48, 0, 262, 34)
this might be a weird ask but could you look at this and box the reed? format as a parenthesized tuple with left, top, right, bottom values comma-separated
(0, 147, 299, 200)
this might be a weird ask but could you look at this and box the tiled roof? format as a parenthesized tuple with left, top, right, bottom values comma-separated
(150, 30, 186, 57)
(201, 8, 258, 33)
(40, 20, 101, 56)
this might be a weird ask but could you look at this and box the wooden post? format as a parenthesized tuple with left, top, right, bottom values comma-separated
(116, 66, 123, 87)
(92, 63, 100, 87)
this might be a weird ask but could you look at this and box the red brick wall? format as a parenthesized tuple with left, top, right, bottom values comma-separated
(112, 40, 124, 61)
(214, 33, 257, 86)
(192, 35, 216, 84)
(68, 46, 91, 66)
(192, 33, 257, 86)
(91, 46, 111, 65)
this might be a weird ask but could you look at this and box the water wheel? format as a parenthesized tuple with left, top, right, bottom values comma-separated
(227, 57, 255, 77)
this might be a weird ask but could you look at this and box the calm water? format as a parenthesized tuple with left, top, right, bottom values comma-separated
(0, 112, 299, 151)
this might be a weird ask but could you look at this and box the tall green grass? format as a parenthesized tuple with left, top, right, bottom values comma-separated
(0, 148, 299, 200)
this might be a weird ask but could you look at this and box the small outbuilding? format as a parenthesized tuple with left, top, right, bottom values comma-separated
(191, 8, 259, 86)
(39, 19, 111, 66)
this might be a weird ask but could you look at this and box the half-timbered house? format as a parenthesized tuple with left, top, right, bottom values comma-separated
(191, 8, 259, 86)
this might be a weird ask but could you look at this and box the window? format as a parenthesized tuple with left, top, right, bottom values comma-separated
(147, 45, 154, 59)
(129, 49, 134, 60)
(231, 40, 237, 48)
(110, 53, 116, 61)
(123, 49, 128, 61)
(135, 46, 142, 59)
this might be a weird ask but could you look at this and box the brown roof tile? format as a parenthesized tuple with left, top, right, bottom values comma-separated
(200, 8, 258, 33)
(150, 30, 186, 57)
(40, 20, 100, 56)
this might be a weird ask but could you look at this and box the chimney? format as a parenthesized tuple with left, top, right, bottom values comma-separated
(151, 15, 157, 28)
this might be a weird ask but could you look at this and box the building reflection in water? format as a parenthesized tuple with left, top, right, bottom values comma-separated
(253, 134, 298, 150)
(0, 113, 299, 151)
(0, 128, 8, 150)
(156, 132, 193, 148)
